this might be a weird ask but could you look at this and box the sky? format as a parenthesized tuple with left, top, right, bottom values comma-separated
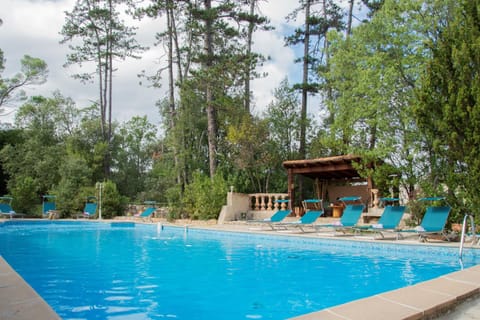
(1, 0, 358, 128)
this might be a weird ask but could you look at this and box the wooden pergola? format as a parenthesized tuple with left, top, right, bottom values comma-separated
(282, 155, 374, 211)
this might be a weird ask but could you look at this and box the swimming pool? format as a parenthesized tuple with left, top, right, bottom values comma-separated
(0, 221, 479, 319)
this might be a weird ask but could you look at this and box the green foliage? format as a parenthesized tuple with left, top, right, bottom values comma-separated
(0, 54, 48, 108)
(217, 77, 304, 194)
(51, 155, 92, 217)
(361, 0, 386, 17)
(9, 176, 38, 215)
(264, 78, 303, 159)
(3, 0, 480, 225)
(226, 115, 272, 192)
(172, 83, 210, 173)
(65, 107, 108, 182)
(100, 180, 127, 219)
(285, 0, 344, 73)
(183, 171, 228, 220)
(415, 0, 480, 216)
(174, 0, 271, 177)
(403, 199, 426, 226)
(60, 0, 146, 176)
(0, 96, 66, 200)
(60, 0, 145, 83)
(164, 185, 185, 221)
(143, 153, 177, 205)
(0, 129, 23, 195)
(321, 0, 445, 200)
(113, 116, 158, 199)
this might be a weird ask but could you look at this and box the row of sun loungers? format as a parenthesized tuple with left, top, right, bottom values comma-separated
(249, 197, 452, 242)
(0, 195, 99, 219)
(0, 194, 159, 220)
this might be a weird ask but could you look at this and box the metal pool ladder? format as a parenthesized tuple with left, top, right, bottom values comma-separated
(459, 214, 477, 259)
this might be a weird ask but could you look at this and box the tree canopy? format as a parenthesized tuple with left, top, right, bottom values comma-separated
(1, 0, 479, 223)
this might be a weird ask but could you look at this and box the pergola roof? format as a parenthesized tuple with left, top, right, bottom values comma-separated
(282, 154, 364, 180)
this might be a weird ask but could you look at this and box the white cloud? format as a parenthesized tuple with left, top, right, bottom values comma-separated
(1, 0, 347, 126)
(1, 0, 164, 124)
(250, 25, 296, 115)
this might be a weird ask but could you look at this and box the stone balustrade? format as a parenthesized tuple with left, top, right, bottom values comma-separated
(248, 193, 289, 211)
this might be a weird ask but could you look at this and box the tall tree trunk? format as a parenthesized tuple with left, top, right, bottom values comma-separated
(86, 0, 105, 140)
(175, 4, 192, 190)
(204, 0, 217, 178)
(105, 0, 114, 178)
(322, 0, 333, 117)
(298, 0, 312, 200)
(369, 124, 377, 150)
(244, 0, 255, 113)
(300, 0, 310, 160)
(102, 38, 109, 177)
(346, 0, 354, 36)
(171, 1, 185, 83)
(97, 49, 105, 139)
(166, 1, 182, 186)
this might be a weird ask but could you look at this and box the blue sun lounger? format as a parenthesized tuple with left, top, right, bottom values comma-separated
(338, 196, 362, 203)
(135, 207, 155, 218)
(315, 204, 365, 235)
(78, 197, 98, 219)
(399, 203, 451, 242)
(42, 195, 56, 219)
(275, 209, 323, 232)
(83, 203, 97, 218)
(354, 205, 406, 239)
(302, 199, 323, 211)
(0, 197, 19, 219)
(248, 199, 291, 230)
(134, 201, 157, 222)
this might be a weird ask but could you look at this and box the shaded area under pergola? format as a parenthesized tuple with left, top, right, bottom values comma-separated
(282, 154, 373, 214)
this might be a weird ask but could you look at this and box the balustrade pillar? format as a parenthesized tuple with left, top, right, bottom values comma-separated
(248, 193, 289, 211)
(371, 189, 379, 208)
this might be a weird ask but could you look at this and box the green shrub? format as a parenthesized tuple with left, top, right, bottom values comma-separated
(99, 180, 128, 219)
(10, 176, 38, 215)
(51, 156, 92, 217)
(165, 185, 185, 220)
(183, 171, 228, 220)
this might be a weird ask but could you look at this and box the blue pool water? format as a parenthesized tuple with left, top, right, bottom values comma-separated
(0, 221, 479, 320)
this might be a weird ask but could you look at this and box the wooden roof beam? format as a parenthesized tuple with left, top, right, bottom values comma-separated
(290, 163, 357, 175)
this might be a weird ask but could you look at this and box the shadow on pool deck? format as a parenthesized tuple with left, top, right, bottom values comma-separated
(1, 219, 480, 320)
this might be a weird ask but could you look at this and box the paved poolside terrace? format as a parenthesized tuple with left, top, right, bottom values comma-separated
(1, 218, 480, 320)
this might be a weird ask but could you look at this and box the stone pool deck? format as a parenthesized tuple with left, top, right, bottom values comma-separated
(0, 256, 60, 320)
(291, 265, 480, 320)
(1, 218, 480, 319)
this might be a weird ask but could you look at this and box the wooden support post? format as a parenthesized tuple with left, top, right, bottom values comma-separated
(287, 168, 295, 210)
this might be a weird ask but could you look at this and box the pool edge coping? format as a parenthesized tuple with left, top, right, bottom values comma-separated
(0, 256, 61, 320)
(289, 264, 480, 319)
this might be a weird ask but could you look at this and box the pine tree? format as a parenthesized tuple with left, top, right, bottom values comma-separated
(60, 0, 145, 177)
(416, 0, 480, 212)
